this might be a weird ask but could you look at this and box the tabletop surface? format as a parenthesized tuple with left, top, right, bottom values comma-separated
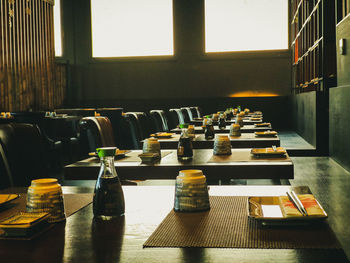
(64, 149, 293, 181)
(149, 133, 280, 149)
(0, 185, 348, 263)
(171, 124, 272, 134)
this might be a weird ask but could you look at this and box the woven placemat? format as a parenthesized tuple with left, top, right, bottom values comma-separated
(207, 150, 289, 163)
(0, 193, 93, 220)
(143, 196, 340, 249)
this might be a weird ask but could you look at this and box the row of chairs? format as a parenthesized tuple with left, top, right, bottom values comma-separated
(0, 106, 202, 189)
(79, 106, 202, 153)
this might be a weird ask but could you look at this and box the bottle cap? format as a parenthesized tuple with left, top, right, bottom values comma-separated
(96, 147, 117, 157)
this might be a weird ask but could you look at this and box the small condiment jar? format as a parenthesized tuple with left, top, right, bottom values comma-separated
(230, 123, 241, 136)
(143, 138, 161, 157)
(174, 170, 210, 212)
(26, 178, 66, 223)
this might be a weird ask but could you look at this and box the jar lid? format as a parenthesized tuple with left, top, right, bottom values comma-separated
(177, 169, 206, 183)
(97, 147, 117, 157)
(31, 178, 58, 187)
(216, 135, 230, 141)
(146, 137, 158, 141)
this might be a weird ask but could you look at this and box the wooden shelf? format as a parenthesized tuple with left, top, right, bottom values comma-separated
(290, 0, 336, 93)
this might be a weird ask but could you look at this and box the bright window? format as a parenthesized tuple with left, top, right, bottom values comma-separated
(205, 0, 288, 53)
(91, 0, 173, 58)
(54, 0, 62, 56)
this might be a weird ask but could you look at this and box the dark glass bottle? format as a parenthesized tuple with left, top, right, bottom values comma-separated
(177, 128, 193, 160)
(218, 115, 226, 130)
(93, 147, 125, 220)
(204, 119, 215, 140)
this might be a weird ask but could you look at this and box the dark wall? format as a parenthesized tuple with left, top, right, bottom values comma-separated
(60, 0, 291, 109)
(291, 92, 317, 147)
(329, 85, 350, 171)
(330, 15, 350, 171)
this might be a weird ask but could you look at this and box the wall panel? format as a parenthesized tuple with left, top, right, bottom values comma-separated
(0, 0, 66, 111)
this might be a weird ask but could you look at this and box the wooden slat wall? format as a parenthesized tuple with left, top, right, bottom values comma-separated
(0, 0, 66, 112)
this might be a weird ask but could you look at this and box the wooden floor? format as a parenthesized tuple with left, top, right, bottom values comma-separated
(291, 157, 350, 260)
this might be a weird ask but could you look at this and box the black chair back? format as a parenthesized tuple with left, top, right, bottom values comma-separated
(189, 107, 199, 119)
(168, 109, 185, 129)
(180, 107, 192, 122)
(78, 116, 115, 155)
(0, 123, 47, 189)
(149, 110, 169, 132)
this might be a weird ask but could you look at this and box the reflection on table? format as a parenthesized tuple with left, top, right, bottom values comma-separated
(0, 185, 347, 263)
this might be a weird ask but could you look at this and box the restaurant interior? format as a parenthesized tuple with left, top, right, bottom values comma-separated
(1, 0, 350, 262)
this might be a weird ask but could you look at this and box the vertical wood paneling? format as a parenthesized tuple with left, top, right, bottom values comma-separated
(0, 0, 66, 112)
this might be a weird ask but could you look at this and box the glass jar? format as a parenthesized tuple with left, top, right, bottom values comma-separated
(93, 147, 125, 220)
(177, 127, 193, 160)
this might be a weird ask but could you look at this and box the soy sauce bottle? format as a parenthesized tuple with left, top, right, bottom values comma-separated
(177, 126, 193, 160)
(218, 114, 226, 130)
(204, 119, 215, 140)
(93, 147, 125, 220)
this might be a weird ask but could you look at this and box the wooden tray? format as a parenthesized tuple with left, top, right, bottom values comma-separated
(251, 147, 286, 157)
(248, 196, 327, 222)
(150, 132, 174, 139)
(255, 122, 271, 127)
(0, 194, 19, 207)
(255, 131, 278, 137)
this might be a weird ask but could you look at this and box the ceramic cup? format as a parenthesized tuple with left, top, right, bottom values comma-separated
(26, 178, 66, 223)
(213, 135, 232, 155)
(230, 123, 241, 136)
(143, 138, 161, 157)
(174, 170, 210, 212)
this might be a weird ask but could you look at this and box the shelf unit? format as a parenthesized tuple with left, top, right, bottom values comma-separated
(290, 0, 336, 93)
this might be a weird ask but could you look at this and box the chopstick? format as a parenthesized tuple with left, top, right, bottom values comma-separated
(286, 191, 308, 216)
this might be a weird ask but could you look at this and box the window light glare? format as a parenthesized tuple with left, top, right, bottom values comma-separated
(91, 0, 173, 58)
(54, 0, 62, 57)
(205, 0, 288, 52)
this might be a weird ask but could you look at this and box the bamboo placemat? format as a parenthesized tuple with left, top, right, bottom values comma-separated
(143, 196, 340, 249)
(0, 193, 93, 220)
(207, 150, 289, 163)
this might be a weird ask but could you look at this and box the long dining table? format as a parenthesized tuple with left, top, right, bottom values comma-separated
(171, 124, 272, 134)
(64, 149, 293, 181)
(0, 185, 348, 263)
(190, 118, 263, 126)
(148, 133, 280, 149)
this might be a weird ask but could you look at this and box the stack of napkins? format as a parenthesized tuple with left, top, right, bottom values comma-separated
(279, 194, 326, 218)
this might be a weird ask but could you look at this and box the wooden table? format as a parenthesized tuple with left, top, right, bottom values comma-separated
(0, 186, 348, 263)
(171, 124, 272, 134)
(64, 149, 293, 181)
(151, 133, 280, 149)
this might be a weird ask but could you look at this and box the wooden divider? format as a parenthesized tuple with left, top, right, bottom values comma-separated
(0, 0, 66, 111)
